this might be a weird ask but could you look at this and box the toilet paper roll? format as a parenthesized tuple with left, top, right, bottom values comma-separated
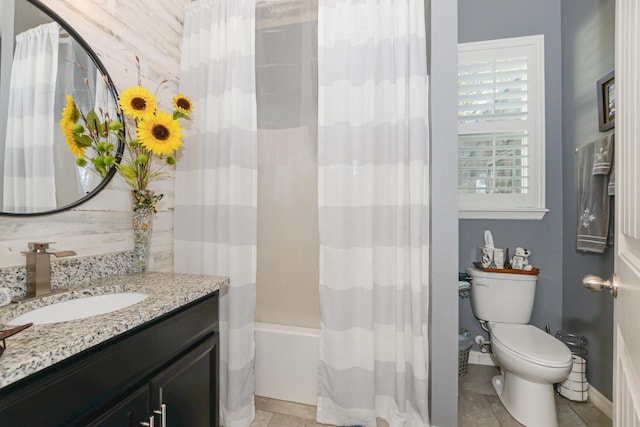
(567, 370, 587, 382)
(560, 379, 589, 392)
(559, 383, 589, 402)
(570, 355, 587, 373)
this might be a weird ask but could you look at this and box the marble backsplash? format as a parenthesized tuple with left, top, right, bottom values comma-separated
(0, 252, 135, 298)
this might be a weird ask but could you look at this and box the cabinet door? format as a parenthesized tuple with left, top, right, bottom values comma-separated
(87, 385, 150, 427)
(150, 334, 218, 427)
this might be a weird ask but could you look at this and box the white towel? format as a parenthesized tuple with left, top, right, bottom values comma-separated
(577, 137, 613, 253)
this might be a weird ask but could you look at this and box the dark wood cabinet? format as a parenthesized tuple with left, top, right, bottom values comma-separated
(90, 335, 218, 427)
(88, 385, 150, 427)
(150, 335, 218, 427)
(0, 291, 219, 427)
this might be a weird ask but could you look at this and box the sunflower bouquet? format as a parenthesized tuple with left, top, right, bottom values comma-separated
(60, 71, 192, 211)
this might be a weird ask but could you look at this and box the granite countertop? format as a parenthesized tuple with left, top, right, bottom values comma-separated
(0, 272, 226, 390)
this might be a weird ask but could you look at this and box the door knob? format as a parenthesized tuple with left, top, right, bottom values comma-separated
(582, 274, 618, 298)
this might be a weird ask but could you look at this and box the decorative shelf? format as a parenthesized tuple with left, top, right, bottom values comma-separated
(473, 262, 540, 276)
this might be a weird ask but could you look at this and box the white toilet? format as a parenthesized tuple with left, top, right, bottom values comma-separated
(466, 267, 573, 427)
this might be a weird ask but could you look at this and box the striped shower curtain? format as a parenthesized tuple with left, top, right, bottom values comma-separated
(316, 1, 430, 426)
(175, 1, 257, 426)
(3, 22, 59, 212)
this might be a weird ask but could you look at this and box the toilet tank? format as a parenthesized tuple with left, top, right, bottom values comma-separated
(466, 267, 537, 324)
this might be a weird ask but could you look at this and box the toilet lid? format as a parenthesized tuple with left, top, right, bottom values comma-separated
(490, 323, 572, 368)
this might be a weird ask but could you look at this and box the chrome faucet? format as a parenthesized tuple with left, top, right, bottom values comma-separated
(22, 242, 76, 298)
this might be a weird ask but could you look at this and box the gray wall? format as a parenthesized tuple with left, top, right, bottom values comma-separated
(561, 0, 615, 400)
(458, 0, 564, 348)
(429, 0, 459, 425)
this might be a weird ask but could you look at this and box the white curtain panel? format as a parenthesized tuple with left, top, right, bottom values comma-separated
(3, 22, 60, 212)
(317, 1, 430, 426)
(175, 1, 257, 427)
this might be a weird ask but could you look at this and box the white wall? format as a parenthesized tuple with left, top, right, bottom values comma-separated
(0, 0, 188, 271)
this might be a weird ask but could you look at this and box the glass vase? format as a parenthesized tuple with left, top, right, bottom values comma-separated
(131, 190, 162, 273)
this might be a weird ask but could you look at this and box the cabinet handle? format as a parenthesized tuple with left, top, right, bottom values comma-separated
(140, 415, 154, 427)
(153, 403, 167, 427)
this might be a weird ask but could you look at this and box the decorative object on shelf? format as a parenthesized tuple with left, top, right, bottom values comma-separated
(511, 247, 532, 271)
(0, 323, 33, 358)
(477, 230, 505, 269)
(503, 248, 512, 270)
(60, 57, 193, 272)
(131, 190, 163, 272)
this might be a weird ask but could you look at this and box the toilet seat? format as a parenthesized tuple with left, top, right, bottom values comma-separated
(489, 323, 572, 368)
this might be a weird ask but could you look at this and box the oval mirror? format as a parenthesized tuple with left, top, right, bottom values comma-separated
(0, 0, 123, 216)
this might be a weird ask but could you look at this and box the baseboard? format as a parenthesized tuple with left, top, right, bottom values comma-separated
(468, 349, 498, 366)
(587, 383, 613, 420)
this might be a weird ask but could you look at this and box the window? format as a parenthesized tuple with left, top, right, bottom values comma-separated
(458, 35, 547, 220)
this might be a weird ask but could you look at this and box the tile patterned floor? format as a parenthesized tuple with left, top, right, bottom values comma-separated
(459, 364, 612, 427)
(250, 396, 389, 427)
(250, 364, 612, 426)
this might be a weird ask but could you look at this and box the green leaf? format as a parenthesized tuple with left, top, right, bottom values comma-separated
(75, 158, 87, 167)
(116, 164, 137, 179)
(123, 175, 138, 188)
(108, 120, 123, 131)
(173, 111, 191, 120)
(99, 121, 108, 138)
(74, 134, 93, 148)
(86, 109, 100, 133)
(166, 156, 176, 165)
(91, 158, 107, 177)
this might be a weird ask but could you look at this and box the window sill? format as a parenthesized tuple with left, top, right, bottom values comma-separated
(459, 208, 548, 220)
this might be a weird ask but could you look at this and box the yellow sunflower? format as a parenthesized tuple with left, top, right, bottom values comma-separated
(59, 96, 85, 158)
(62, 123, 86, 158)
(173, 94, 193, 115)
(119, 86, 157, 120)
(60, 95, 79, 127)
(136, 110, 183, 155)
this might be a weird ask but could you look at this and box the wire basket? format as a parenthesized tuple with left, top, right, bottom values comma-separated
(555, 331, 589, 402)
(458, 347, 471, 376)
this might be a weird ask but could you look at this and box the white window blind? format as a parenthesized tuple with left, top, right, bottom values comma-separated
(458, 35, 547, 220)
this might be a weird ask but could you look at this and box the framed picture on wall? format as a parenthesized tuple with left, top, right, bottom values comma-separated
(597, 70, 615, 132)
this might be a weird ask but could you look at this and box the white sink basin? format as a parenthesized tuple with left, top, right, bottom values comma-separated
(7, 293, 149, 326)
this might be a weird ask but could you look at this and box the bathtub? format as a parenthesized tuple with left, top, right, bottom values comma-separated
(254, 322, 320, 406)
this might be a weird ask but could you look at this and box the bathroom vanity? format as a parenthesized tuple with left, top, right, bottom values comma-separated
(0, 273, 225, 426)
